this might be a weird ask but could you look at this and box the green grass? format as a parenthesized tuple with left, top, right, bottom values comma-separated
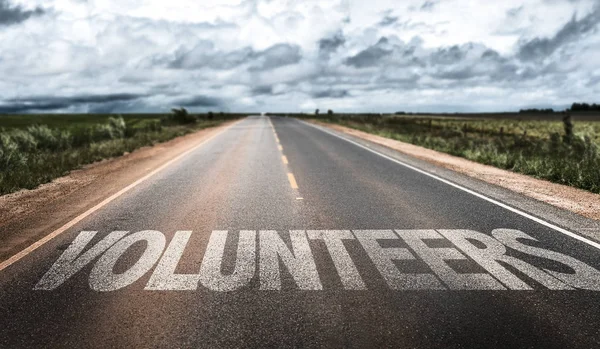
(0, 113, 241, 195)
(0, 114, 161, 130)
(305, 114, 600, 194)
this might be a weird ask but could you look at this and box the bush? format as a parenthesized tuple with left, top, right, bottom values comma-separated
(0, 133, 27, 172)
(55, 130, 72, 150)
(93, 124, 115, 141)
(10, 129, 38, 152)
(0, 114, 230, 195)
(93, 116, 127, 141)
(145, 120, 162, 132)
(27, 125, 58, 150)
(108, 116, 126, 137)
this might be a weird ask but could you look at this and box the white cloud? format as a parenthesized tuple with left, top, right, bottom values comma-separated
(0, 0, 599, 113)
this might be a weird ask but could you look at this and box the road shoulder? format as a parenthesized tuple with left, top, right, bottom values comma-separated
(305, 119, 600, 241)
(0, 120, 238, 262)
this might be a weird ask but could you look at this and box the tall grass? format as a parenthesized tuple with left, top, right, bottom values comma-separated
(0, 113, 236, 195)
(309, 114, 600, 194)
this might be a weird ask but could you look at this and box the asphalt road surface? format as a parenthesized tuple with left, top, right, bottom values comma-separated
(2, 115, 600, 348)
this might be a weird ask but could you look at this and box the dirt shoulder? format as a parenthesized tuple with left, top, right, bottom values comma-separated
(0, 121, 237, 261)
(311, 120, 600, 221)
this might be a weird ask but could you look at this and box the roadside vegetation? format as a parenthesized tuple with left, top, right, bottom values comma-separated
(301, 111, 600, 194)
(0, 109, 241, 195)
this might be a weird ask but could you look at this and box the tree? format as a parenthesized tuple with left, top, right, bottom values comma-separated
(171, 107, 196, 124)
(315, 109, 320, 116)
(519, 108, 554, 113)
(327, 109, 333, 115)
(563, 113, 573, 144)
(571, 102, 600, 112)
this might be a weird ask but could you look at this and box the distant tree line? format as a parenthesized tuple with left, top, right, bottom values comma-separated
(519, 108, 555, 113)
(314, 109, 335, 116)
(163, 108, 238, 125)
(519, 103, 600, 113)
(272, 102, 599, 117)
(570, 103, 600, 112)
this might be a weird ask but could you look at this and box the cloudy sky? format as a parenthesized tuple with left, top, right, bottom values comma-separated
(0, 0, 599, 113)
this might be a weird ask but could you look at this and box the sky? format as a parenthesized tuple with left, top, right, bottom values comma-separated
(0, 0, 599, 113)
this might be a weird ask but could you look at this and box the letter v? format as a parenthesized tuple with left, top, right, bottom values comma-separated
(34, 231, 128, 290)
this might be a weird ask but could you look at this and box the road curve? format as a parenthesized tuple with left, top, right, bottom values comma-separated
(1, 115, 600, 348)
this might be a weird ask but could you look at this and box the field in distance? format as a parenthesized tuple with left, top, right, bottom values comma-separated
(0, 111, 243, 196)
(291, 111, 600, 194)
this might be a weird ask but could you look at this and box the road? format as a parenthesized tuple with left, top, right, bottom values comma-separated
(1, 115, 600, 348)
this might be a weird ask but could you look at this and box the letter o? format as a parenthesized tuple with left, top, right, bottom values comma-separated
(89, 230, 166, 291)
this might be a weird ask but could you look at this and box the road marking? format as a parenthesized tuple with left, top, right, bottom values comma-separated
(0, 120, 242, 273)
(260, 230, 322, 290)
(288, 173, 299, 189)
(300, 120, 600, 251)
(36, 229, 600, 291)
(270, 118, 300, 195)
(89, 230, 166, 291)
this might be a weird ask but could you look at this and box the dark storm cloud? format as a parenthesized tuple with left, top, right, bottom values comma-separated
(420, 1, 438, 11)
(169, 45, 254, 70)
(490, 63, 520, 81)
(318, 33, 345, 54)
(481, 49, 502, 60)
(311, 89, 349, 99)
(378, 15, 398, 27)
(506, 6, 524, 18)
(251, 86, 274, 96)
(432, 47, 522, 82)
(435, 67, 478, 80)
(430, 45, 465, 65)
(248, 43, 302, 71)
(169, 43, 301, 71)
(0, 93, 146, 113)
(345, 38, 392, 68)
(518, 6, 600, 61)
(171, 95, 222, 107)
(336, 39, 524, 85)
(0, 0, 45, 26)
(87, 100, 149, 114)
(54, 93, 145, 104)
(0, 101, 67, 113)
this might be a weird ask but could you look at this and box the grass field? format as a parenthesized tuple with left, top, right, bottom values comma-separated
(0, 112, 242, 196)
(0, 114, 160, 130)
(302, 113, 600, 194)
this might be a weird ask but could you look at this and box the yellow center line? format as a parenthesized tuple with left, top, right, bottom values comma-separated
(269, 118, 298, 192)
(287, 173, 299, 189)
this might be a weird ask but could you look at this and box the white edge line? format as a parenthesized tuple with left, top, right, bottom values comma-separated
(0, 119, 243, 272)
(299, 119, 600, 250)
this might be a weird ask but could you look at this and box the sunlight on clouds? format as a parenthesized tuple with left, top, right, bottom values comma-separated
(0, 0, 599, 112)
